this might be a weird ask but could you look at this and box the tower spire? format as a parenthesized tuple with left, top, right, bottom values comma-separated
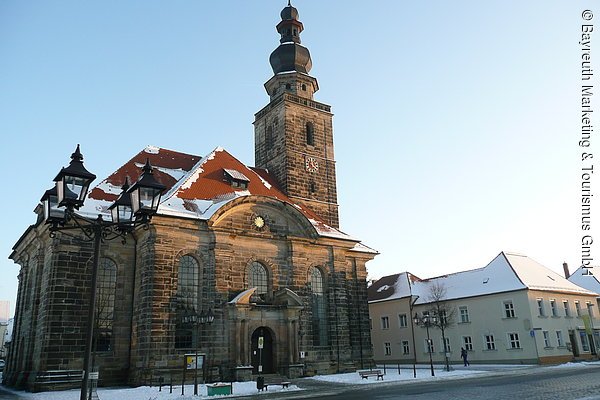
(269, 2, 312, 74)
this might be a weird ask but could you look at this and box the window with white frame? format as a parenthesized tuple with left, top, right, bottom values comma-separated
(504, 301, 515, 318)
(575, 301, 582, 316)
(398, 313, 408, 328)
(485, 335, 496, 350)
(550, 299, 558, 317)
(556, 330, 564, 347)
(381, 316, 390, 330)
(543, 331, 550, 347)
(537, 299, 545, 317)
(463, 336, 473, 351)
(586, 302, 594, 317)
(442, 337, 451, 352)
(508, 332, 521, 349)
(402, 340, 410, 355)
(563, 300, 570, 317)
(425, 339, 434, 353)
(581, 332, 590, 352)
(438, 309, 448, 325)
(384, 342, 392, 356)
(459, 306, 470, 323)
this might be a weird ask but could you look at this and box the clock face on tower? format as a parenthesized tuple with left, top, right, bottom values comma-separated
(305, 156, 319, 173)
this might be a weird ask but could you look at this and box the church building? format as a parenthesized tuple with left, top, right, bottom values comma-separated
(4, 3, 377, 391)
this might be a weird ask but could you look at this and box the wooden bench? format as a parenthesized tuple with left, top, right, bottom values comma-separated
(358, 369, 384, 380)
(36, 370, 83, 385)
(259, 381, 291, 391)
(35, 370, 84, 391)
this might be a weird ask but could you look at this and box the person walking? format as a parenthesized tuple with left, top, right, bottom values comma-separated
(461, 347, 469, 366)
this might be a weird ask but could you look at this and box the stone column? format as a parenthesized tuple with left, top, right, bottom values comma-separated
(293, 320, 299, 364)
(287, 320, 294, 363)
(242, 320, 249, 366)
(235, 319, 242, 366)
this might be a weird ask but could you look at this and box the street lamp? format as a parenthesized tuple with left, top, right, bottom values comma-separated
(409, 295, 419, 378)
(413, 311, 438, 377)
(181, 307, 215, 395)
(41, 145, 166, 400)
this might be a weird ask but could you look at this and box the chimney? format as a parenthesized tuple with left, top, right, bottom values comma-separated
(563, 262, 570, 279)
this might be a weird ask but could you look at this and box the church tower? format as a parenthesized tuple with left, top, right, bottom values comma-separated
(254, 2, 339, 228)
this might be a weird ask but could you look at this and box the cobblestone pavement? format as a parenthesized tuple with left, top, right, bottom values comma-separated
(375, 367, 600, 400)
(242, 365, 600, 400)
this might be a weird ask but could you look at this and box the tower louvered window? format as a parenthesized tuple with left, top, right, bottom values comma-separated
(306, 122, 314, 146)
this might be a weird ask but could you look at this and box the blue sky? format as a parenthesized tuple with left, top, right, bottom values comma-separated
(0, 1, 592, 316)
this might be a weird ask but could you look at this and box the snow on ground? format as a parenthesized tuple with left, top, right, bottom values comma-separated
(9, 381, 301, 400)
(310, 366, 489, 384)
(2, 362, 600, 400)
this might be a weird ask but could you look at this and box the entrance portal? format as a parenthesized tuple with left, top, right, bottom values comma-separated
(251, 327, 274, 374)
(569, 330, 579, 357)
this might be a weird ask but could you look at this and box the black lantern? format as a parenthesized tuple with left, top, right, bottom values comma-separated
(108, 178, 134, 226)
(128, 159, 166, 218)
(53, 145, 96, 209)
(40, 187, 64, 223)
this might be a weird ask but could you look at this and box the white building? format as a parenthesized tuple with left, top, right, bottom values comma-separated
(368, 252, 600, 366)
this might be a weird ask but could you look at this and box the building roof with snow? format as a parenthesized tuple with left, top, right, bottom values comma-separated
(77, 145, 374, 248)
(368, 252, 598, 304)
(568, 265, 600, 296)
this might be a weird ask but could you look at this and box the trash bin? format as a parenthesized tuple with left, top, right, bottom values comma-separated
(256, 375, 265, 391)
(207, 383, 232, 396)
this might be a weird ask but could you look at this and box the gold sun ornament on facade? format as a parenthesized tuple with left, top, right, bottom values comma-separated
(253, 215, 265, 229)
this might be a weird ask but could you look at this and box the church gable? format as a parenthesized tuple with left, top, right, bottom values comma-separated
(209, 195, 318, 239)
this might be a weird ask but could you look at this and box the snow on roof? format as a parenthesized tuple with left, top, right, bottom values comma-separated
(369, 252, 598, 304)
(568, 265, 600, 295)
(503, 252, 595, 294)
(76, 145, 365, 244)
(223, 168, 250, 182)
(349, 242, 379, 254)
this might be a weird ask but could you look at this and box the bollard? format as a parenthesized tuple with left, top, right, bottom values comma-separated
(397, 363, 401, 375)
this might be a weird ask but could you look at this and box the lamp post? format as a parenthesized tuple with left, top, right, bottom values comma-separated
(409, 295, 419, 378)
(181, 307, 215, 395)
(413, 311, 437, 377)
(41, 145, 166, 400)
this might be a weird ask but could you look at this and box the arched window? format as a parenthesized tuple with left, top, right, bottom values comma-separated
(248, 262, 269, 297)
(176, 255, 200, 348)
(306, 122, 314, 146)
(310, 267, 328, 345)
(96, 258, 117, 351)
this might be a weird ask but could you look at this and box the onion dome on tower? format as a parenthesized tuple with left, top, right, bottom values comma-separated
(269, 1, 312, 74)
